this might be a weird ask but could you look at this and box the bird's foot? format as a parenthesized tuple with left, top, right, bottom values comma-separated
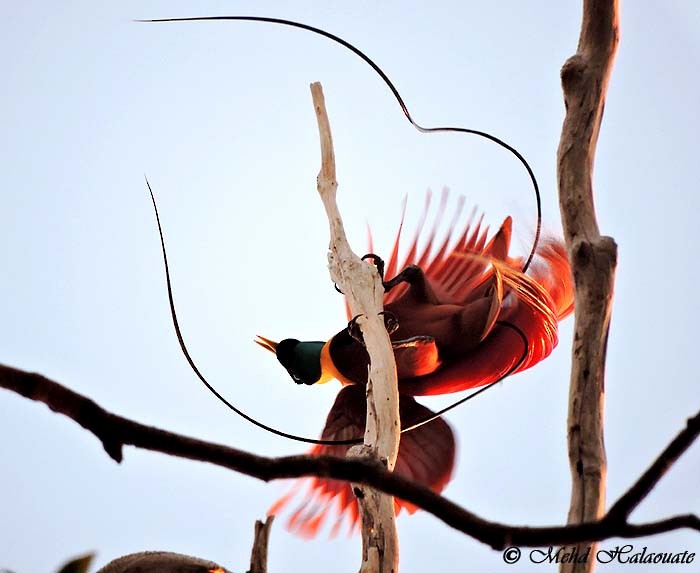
(379, 310, 400, 335)
(333, 254, 388, 295)
(361, 253, 385, 282)
(347, 310, 400, 345)
(347, 314, 365, 344)
(382, 264, 422, 293)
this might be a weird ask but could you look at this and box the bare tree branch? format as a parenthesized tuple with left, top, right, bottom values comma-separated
(92, 518, 272, 572)
(557, 1, 620, 571)
(607, 410, 700, 522)
(310, 81, 400, 573)
(249, 517, 274, 573)
(95, 551, 232, 573)
(2, 362, 698, 552)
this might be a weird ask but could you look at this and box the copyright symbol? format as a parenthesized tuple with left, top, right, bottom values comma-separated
(503, 547, 521, 564)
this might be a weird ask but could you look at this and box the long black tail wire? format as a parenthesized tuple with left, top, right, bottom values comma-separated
(141, 16, 539, 446)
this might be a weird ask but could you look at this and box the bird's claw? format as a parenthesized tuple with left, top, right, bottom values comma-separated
(334, 254, 388, 295)
(347, 314, 365, 344)
(361, 253, 386, 283)
(348, 311, 400, 345)
(379, 310, 400, 335)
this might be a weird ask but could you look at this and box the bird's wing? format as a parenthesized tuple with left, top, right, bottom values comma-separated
(400, 240, 574, 395)
(392, 335, 441, 379)
(269, 384, 455, 537)
(381, 189, 513, 306)
(344, 190, 574, 395)
(344, 189, 506, 319)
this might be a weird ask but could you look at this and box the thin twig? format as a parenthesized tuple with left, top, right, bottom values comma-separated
(1, 363, 697, 550)
(607, 410, 700, 521)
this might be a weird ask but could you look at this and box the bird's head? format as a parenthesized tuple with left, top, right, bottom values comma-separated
(255, 335, 333, 386)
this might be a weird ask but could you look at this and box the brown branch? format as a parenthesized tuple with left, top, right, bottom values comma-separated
(94, 519, 273, 572)
(249, 517, 274, 573)
(607, 410, 700, 521)
(557, 1, 620, 571)
(2, 362, 698, 551)
(95, 551, 232, 573)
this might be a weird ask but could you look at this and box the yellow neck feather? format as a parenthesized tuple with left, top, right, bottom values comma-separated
(320, 340, 354, 386)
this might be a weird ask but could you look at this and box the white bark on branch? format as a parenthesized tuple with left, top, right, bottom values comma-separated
(310, 82, 400, 573)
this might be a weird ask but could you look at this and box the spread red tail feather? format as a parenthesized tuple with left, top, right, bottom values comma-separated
(269, 385, 455, 537)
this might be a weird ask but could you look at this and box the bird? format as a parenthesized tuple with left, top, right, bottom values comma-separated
(255, 190, 574, 537)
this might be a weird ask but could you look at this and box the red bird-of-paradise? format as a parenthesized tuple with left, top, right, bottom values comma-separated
(140, 17, 571, 540)
(256, 190, 574, 537)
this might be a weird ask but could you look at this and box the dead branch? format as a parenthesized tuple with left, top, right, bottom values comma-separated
(249, 517, 274, 573)
(607, 413, 700, 522)
(2, 362, 697, 551)
(557, 1, 620, 571)
(93, 518, 272, 573)
(95, 551, 232, 573)
(311, 81, 400, 572)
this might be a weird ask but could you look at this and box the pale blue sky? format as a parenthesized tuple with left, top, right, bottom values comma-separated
(1, 2, 698, 572)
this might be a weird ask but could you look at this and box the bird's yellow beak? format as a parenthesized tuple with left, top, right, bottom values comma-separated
(254, 335, 278, 354)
